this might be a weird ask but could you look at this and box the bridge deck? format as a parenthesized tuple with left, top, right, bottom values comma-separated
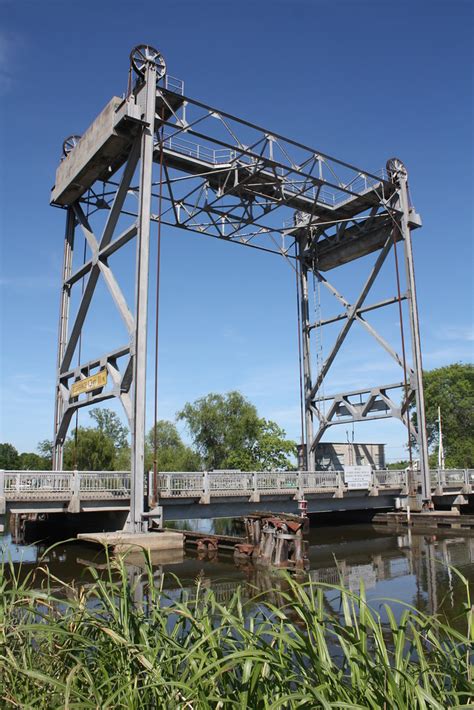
(1, 468, 472, 512)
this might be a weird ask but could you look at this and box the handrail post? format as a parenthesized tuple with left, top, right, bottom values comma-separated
(402, 468, 409, 495)
(0, 470, 5, 515)
(462, 469, 470, 494)
(250, 471, 260, 503)
(68, 469, 80, 513)
(200, 470, 210, 504)
(369, 468, 379, 497)
(335, 471, 344, 498)
(434, 468, 443, 496)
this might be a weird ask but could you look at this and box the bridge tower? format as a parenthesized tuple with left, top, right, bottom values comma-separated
(296, 156, 430, 503)
(50, 44, 431, 532)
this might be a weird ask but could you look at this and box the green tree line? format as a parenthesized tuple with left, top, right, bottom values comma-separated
(388, 363, 474, 469)
(1, 364, 472, 471)
(0, 391, 297, 472)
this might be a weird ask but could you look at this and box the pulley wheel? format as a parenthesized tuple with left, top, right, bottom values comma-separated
(130, 44, 166, 81)
(62, 135, 81, 157)
(386, 157, 407, 179)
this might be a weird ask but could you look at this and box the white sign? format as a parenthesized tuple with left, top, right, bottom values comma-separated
(344, 465, 372, 490)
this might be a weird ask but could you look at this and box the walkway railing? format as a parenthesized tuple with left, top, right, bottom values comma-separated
(159, 131, 388, 209)
(0, 469, 472, 504)
(155, 469, 410, 498)
(1, 471, 131, 501)
(430, 469, 473, 488)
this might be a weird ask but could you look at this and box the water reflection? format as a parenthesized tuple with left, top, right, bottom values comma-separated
(1, 525, 473, 627)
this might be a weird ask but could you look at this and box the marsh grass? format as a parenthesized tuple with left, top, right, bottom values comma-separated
(0, 548, 472, 708)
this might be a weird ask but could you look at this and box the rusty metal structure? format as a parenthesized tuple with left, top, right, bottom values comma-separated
(50, 44, 430, 532)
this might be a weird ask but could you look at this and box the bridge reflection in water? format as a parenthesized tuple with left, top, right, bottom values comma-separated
(2, 525, 472, 626)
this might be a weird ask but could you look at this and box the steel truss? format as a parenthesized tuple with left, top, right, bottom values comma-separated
(51, 45, 431, 532)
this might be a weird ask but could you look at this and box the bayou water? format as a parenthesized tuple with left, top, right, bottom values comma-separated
(1, 521, 472, 629)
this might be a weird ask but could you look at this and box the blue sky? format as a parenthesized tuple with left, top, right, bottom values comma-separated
(0, 0, 472, 460)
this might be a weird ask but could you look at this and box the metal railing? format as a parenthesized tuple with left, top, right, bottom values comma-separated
(1, 469, 472, 504)
(155, 469, 409, 498)
(163, 74, 184, 95)
(374, 470, 407, 488)
(1, 471, 131, 501)
(161, 134, 235, 165)
(3, 471, 73, 499)
(430, 469, 472, 488)
(79, 472, 131, 499)
(156, 472, 203, 497)
(159, 130, 388, 209)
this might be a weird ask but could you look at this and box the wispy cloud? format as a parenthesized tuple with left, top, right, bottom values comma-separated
(221, 326, 246, 345)
(0, 275, 57, 291)
(423, 345, 474, 367)
(440, 325, 474, 343)
(0, 30, 21, 96)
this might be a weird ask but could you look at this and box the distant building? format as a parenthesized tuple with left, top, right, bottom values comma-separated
(315, 442, 386, 470)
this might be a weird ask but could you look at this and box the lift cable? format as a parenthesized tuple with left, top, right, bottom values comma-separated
(73, 195, 90, 469)
(294, 243, 306, 470)
(312, 250, 325, 419)
(152, 118, 165, 507)
(391, 221, 414, 471)
(371, 181, 414, 471)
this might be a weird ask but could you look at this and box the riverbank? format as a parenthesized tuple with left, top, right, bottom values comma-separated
(0, 550, 472, 708)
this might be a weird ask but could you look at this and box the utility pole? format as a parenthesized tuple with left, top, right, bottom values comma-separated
(437, 406, 445, 470)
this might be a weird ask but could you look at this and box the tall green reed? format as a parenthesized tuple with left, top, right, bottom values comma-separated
(0, 550, 472, 709)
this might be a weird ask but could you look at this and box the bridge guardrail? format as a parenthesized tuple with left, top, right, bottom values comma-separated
(430, 469, 473, 489)
(157, 472, 203, 497)
(3, 472, 73, 499)
(374, 470, 407, 488)
(0, 469, 472, 505)
(79, 472, 131, 498)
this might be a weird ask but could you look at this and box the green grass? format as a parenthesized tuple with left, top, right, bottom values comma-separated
(0, 550, 472, 708)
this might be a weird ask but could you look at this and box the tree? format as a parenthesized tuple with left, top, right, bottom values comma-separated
(388, 460, 409, 470)
(89, 408, 129, 449)
(178, 392, 261, 470)
(113, 445, 131, 471)
(63, 427, 115, 471)
(37, 440, 53, 470)
(413, 363, 474, 468)
(19, 452, 46, 470)
(252, 419, 297, 470)
(0, 443, 20, 470)
(145, 420, 201, 472)
(178, 391, 296, 470)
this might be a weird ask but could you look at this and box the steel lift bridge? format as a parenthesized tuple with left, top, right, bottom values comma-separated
(49, 44, 431, 533)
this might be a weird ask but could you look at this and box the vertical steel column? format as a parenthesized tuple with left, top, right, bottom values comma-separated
(129, 61, 156, 533)
(398, 168, 430, 502)
(298, 242, 314, 471)
(53, 207, 75, 470)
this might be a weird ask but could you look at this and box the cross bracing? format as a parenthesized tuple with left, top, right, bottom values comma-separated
(50, 44, 430, 532)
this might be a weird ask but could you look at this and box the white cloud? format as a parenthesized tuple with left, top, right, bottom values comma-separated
(440, 325, 474, 343)
(0, 30, 18, 95)
(0, 275, 57, 290)
(423, 345, 474, 367)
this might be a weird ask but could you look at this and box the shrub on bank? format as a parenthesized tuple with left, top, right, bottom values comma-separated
(0, 552, 472, 708)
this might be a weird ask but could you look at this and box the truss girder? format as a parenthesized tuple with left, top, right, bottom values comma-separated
(309, 382, 417, 450)
(51, 59, 431, 526)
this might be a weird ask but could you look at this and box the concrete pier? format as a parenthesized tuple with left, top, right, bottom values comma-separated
(77, 530, 184, 554)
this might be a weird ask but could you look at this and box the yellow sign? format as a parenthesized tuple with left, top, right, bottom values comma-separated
(70, 370, 107, 398)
